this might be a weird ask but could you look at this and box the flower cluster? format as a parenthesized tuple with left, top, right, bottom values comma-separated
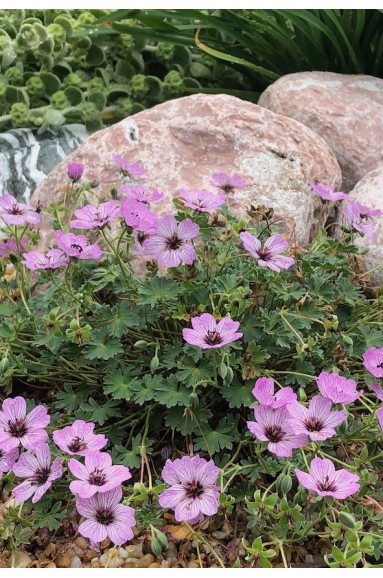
(247, 373, 364, 498)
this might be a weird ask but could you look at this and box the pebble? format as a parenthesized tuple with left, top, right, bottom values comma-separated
(119, 548, 129, 559)
(100, 538, 111, 549)
(14, 551, 32, 568)
(149, 563, 162, 568)
(46, 562, 56, 568)
(125, 544, 143, 559)
(55, 554, 71, 568)
(91, 558, 101, 568)
(136, 554, 155, 568)
(123, 557, 139, 564)
(70, 555, 82, 568)
(83, 550, 98, 562)
(305, 554, 314, 564)
(122, 562, 137, 568)
(65, 548, 76, 557)
(188, 562, 199, 568)
(74, 547, 84, 558)
(212, 531, 228, 540)
(75, 537, 88, 550)
(161, 560, 171, 567)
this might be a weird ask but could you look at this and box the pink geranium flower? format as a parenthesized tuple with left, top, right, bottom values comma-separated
(363, 347, 383, 378)
(68, 451, 132, 498)
(0, 194, 41, 226)
(76, 487, 136, 545)
(159, 455, 220, 523)
(144, 214, 199, 267)
(70, 201, 121, 229)
(22, 249, 69, 270)
(240, 232, 295, 272)
(295, 457, 360, 499)
(210, 172, 248, 194)
(113, 154, 146, 179)
(369, 382, 383, 402)
(67, 162, 84, 182)
(0, 237, 28, 257)
(287, 396, 346, 441)
(182, 313, 243, 349)
(0, 447, 19, 478)
(252, 377, 297, 408)
(119, 186, 163, 204)
(309, 182, 347, 202)
(121, 198, 157, 231)
(12, 444, 62, 504)
(316, 371, 363, 404)
(133, 228, 157, 255)
(52, 420, 108, 456)
(247, 406, 307, 457)
(0, 397, 50, 451)
(55, 230, 103, 260)
(341, 199, 382, 239)
(376, 407, 383, 431)
(179, 189, 226, 213)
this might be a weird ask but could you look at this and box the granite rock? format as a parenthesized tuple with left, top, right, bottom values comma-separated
(258, 71, 383, 191)
(0, 124, 88, 202)
(339, 167, 383, 285)
(32, 94, 341, 247)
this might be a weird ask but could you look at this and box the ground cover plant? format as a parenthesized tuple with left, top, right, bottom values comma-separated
(1, 163, 383, 567)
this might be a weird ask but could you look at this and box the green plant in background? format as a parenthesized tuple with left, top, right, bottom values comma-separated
(0, 9, 233, 133)
(84, 9, 383, 93)
(3, 9, 382, 134)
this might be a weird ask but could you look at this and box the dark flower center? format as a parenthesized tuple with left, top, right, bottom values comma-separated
(377, 362, 383, 369)
(8, 418, 27, 438)
(9, 204, 23, 215)
(89, 468, 106, 486)
(0, 450, 3, 458)
(95, 508, 115, 525)
(33, 467, 50, 485)
(137, 231, 148, 246)
(258, 248, 272, 261)
(71, 244, 83, 253)
(317, 476, 337, 493)
(167, 234, 182, 251)
(220, 184, 233, 194)
(264, 425, 284, 443)
(205, 330, 223, 346)
(185, 480, 204, 498)
(304, 417, 324, 432)
(68, 436, 87, 453)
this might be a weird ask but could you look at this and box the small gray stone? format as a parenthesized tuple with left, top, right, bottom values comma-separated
(69, 555, 82, 568)
(125, 544, 143, 559)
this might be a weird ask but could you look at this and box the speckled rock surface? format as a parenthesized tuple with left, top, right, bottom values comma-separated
(340, 167, 383, 285)
(32, 93, 341, 245)
(258, 72, 383, 192)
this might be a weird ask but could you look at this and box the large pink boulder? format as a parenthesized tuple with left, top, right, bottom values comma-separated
(340, 167, 383, 285)
(32, 94, 341, 245)
(258, 72, 383, 191)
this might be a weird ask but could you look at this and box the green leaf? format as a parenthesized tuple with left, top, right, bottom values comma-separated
(137, 277, 183, 307)
(86, 44, 105, 66)
(82, 397, 121, 425)
(153, 374, 190, 407)
(40, 71, 61, 95)
(88, 90, 107, 111)
(54, 384, 88, 414)
(129, 374, 158, 405)
(103, 367, 136, 400)
(222, 380, 253, 408)
(100, 302, 140, 338)
(165, 403, 212, 435)
(194, 417, 237, 454)
(83, 328, 123, 360)
(64, 86, 83, 106)
(176, 358, 213, 386)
